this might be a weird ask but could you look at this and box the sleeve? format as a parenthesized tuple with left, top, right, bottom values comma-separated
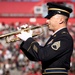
(20, 38, 40, 61)
(20, 36, 73, 62)
(20, 43, 36, 61)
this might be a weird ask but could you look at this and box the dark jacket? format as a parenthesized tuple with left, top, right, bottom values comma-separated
(20, 28, 73, 74)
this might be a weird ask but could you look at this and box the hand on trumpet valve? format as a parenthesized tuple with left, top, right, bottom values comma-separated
(17, 24, 28, 31)
(16, 24, 33, 41)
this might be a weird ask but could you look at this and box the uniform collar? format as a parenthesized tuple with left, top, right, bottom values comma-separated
(52, 27, 67, 36)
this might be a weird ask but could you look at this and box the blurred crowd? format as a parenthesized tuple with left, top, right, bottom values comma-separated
(0, 22, 75, 75)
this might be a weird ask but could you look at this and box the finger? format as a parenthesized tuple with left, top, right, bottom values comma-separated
(29, 25, 32, 28)
(17, 27, 21, 30)
(16, 34, 21, 37)
(20, 24, 28, 29)
(30, 30, 33, 34)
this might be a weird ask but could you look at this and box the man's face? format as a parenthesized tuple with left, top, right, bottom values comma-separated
(46, 14, 60, 31)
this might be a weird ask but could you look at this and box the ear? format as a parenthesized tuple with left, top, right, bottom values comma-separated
(59, 18, 64, 24)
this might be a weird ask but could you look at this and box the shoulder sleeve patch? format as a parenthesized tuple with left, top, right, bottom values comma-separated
(51, 41, 60, 50)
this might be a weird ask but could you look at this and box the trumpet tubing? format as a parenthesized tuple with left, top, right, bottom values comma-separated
(0, 25, 46, 38)
(0, 25, 48, 43)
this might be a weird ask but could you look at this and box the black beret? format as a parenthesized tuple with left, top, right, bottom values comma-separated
(45, 2, 73, 19)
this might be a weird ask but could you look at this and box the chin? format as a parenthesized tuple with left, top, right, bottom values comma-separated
(49, 28, 53, 31)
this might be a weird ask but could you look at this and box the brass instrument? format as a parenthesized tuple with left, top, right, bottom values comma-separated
(0, 25, 47, 43)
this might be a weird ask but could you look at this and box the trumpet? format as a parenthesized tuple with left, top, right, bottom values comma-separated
(0, 24, 48, 43)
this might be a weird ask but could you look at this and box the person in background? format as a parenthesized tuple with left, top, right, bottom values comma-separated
(17, 2, 73, 75)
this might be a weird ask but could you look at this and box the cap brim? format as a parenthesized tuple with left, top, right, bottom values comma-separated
(45, 14, 51, 19)
(44, 10, 58, 19)
(45, 13, 56, 19)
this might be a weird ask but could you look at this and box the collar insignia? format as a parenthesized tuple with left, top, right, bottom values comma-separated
(53, 35, 56, 37)
(48, 39, 54, 45)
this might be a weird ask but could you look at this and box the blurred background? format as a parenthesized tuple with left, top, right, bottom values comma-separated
(0, 0, 75, 75)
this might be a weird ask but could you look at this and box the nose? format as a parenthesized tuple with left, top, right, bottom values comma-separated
(46, 20, 49, 23)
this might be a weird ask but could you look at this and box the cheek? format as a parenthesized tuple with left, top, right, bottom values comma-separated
(50, 21, 55, 26)
(51, 19, 58, 26)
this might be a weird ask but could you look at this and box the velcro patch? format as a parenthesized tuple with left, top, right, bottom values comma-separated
(51, 41, 60, 50)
